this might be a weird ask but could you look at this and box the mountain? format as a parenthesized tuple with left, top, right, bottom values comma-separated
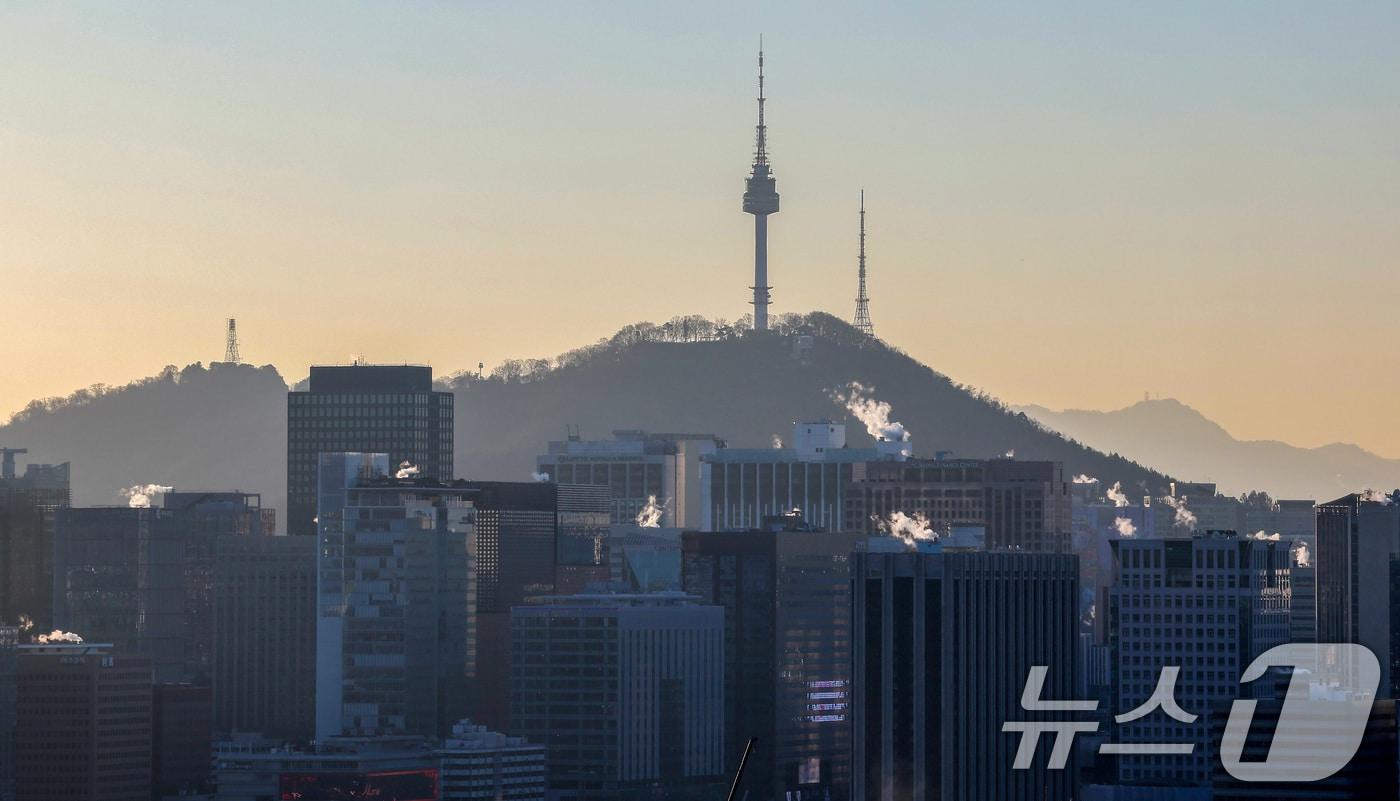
(1, 313, 1171, 525)
(1016, 398, 1400, 501)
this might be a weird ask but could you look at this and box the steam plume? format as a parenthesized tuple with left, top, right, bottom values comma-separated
(832, 382, 909, 450)
(37, 630, 83, 644)
(395, 461, 420, 480)
(1161, 495, 1197, 530)
(636, 495, 666, 528)
(1105, 481, 1130, 508)
(1293, 542, 1311, 567)
(1114, 517, 1137, 537)
(878, 511, 938, 546)
(1361, 488, 1395, 505)
(17, 614, 33, 633)
(771, 434, 783, 449)
(1251, 530, 1281, 541)
(121, 484, 171, 509)
(530, 472, 551, 482)
(1072, 474, 1097, 484)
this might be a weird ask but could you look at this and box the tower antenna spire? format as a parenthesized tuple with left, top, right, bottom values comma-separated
(224, 318, 241, 364)
(742, 39, 779, 332)
(853, 190, 874, 336)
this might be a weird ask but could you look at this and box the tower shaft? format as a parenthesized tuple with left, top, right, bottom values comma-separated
(853, 191, 874, 336)
(742, 43, 779, 331)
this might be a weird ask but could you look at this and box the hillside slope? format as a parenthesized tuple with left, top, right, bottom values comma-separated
(1, 313, 1172, 524)
(1018, 398, 1400, 500)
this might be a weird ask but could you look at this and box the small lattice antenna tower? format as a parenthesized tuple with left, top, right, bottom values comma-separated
(224, 318, 241, 364)
(853, 191, 874, 336)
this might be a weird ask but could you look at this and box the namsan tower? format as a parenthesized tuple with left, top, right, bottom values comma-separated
(742, 43, 779, 332)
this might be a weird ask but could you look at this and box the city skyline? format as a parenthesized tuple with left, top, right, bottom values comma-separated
(3, 3, 1399, 456)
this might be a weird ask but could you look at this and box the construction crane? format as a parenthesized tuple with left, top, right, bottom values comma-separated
(1, 447, 29, 480)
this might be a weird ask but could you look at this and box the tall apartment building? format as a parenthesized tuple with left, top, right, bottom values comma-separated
(212, 533, 317, 740)
(287, 364, 454, 535)
(537, 429, 724, 528)
(682, 526, 861, 801)
(439, 719, 547, 801)
(702, 421, 904, 531)
(511, 593, 725, 801)
(1107, 533, 1291, 787)
(13, 643, 153, 801)
(844, 457, 1073, 551)
(851, 543, 1080, 801)
(0, 459, 69, 631)
(1316, 492, 1400, 695)
(315, 454, 473, 740)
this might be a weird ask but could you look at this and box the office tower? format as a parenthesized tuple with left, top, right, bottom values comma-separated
(683, 525, 861, 801)
(511, 593, 725, 801)
(1107, 533, 1291, 787)
(1244, 498, 1316, 551)
(1210, 699, 1398, 800)
(0, 626, 14, 801)
(439, 719, 547, 801)
(464, 480, 560, 732)
(536, 429, 724, 528)
(0, 458, 69, 631)
(287, 364, 454, 535)
(1291, 558, 1317, 644)
(152, 683, 213, 798)
(1316, 492, 1400, 695)
(702, 421, 903, 531)
(845, 456, 1074, 552)
(315, 454, 473, 740)
(212, 533, 317, 740)
(741, 45, 779, 331)
(610, 524, 683, 592)
(14, 642, 153, 801)
(851, 544, 1080, 801)
(212, 736, 439, 801)
(554, 483, 615, 594)
(1154, 481, 1242, 537)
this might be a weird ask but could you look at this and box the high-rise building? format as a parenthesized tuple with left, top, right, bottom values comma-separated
(14, 642, 153, 801)
(0, 459, 69, 631)
(851, 543, 1080, 801)
(287, 364, 454, 535)
(439, 719, 547, 801)
(1316, 492, 1400, 695)
(536, 429, 723, 529)
(212, 533, 317, 740)
(511, 593, 725, 801)
(554, 483, 615, 594)
(682, 524, 861, 801)
(153, 683, 213, 798)
(1107, 533, 1291, 787)
(844, 456, 1074, 552)
(315, 454, 473, 740)
(702, 421, 903, 531)
(0, 626, 15, 801)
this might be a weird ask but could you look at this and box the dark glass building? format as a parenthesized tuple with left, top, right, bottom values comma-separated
(682, 523, 861, 801)
(1316, 493, 1400, 696)
(851, 544, 1079, 801)
(0, 459, 69, 631)
(287, 364, 454, 535)
(843, 457, 1073, 552)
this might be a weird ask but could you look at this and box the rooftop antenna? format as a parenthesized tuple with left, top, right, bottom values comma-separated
(224, 319, 241, 364)
(853, 190, 874, 336)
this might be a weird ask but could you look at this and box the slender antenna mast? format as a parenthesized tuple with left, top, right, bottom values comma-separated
(853, 191, 874, 336)
(742, 38, 780, 332)
(224, 318, 241, 364)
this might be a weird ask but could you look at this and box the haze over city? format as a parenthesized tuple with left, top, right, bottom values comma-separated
(2, 1, 1398, 455)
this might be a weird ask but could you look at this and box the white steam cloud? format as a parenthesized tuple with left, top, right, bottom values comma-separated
(395, 461, 420, 480)
(1114, 517, 1137, 538)
(1361, 488, 1395, 505)
(878, 511, 938, 546)
(1072, 474, 1097, 484)
(832, 382, 910, 450)
(17, 614, 33, 633)
(635, 495, 666, 528)
(1106, 481, 1130, 508)
(37, 630, 83, 644)
(1252, 530, 1281, 541)
(1293, 542, 1311, 567)
(530, 472, 551, 483)
(771, 434, 784, 449)
(1004, 449, 1016, 459)
(1161, 495, 1197, 530)
(121, 484, 172, 509)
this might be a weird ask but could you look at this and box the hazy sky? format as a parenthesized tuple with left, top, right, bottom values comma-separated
(3, 3, 1398, 455)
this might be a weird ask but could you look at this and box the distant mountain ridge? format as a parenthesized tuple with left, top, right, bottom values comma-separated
(2, 312, 1172, 524)
(1016, 398, 1400, 501)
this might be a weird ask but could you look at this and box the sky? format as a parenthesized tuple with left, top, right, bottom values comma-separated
(2, 3, 1398, 454)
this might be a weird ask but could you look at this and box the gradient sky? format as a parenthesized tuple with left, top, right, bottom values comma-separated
(3, 3, 1398, 455)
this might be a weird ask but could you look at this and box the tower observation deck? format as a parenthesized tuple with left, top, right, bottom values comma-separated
(742, 44, 779, 332)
